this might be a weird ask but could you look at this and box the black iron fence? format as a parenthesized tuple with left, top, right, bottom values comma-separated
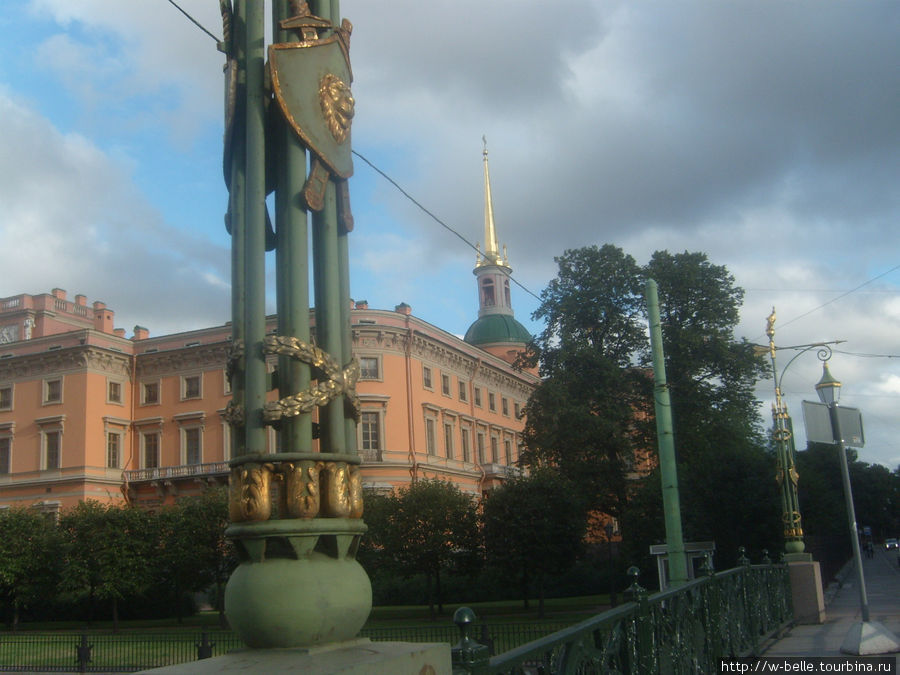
(0, 622, 569, 672)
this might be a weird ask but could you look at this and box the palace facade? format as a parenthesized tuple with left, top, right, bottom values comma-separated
(0, 146, 538, 515)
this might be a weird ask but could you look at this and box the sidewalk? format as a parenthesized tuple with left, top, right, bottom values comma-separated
(763, 547, 900, 662)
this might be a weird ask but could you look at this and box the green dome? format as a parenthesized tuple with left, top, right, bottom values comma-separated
(464, 314, 531, 347)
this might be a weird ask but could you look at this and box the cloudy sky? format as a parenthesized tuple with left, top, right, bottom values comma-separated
(1, 1, 898, 469)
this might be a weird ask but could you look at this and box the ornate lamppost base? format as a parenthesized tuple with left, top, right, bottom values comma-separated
(225, 519, 371, 649)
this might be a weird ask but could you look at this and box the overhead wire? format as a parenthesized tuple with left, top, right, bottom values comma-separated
(165, 0, 221, 43)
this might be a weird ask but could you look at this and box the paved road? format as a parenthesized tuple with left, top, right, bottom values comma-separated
(763, 546, 900, 663)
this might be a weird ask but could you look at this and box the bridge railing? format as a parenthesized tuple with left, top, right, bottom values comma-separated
(452, 555, 793, 674)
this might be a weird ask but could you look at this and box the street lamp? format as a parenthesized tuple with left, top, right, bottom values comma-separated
(814, 363, 868, 622)
(810, 363, 900, 654)
(763, 309, 843, 560)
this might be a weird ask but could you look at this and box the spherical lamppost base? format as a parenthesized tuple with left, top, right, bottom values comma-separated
(226, 551, 372, 649)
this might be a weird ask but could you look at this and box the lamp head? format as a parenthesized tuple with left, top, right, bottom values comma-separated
(815, 362, 841, 405)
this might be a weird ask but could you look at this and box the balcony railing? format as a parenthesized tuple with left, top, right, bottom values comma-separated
(123, 461, 230, 483)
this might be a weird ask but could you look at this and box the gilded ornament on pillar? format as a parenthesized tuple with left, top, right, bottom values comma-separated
(229, 463, 274, 522)
(348, 465, 363, 518)
(320, 461, 351, 517)
(283, 460, 324, 518)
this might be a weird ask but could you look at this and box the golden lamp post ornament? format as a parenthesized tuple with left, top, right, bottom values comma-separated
(218, 0, 370, 649)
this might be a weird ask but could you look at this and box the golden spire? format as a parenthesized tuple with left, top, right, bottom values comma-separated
(478, 136, 507, 268)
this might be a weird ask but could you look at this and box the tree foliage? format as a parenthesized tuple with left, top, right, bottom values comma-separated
(59, 501, 155, 630)
(0, 509, 61, 629)
(522, 245, 776, 565)
(361, 479, 480, 618)
(482, 469, 586, 617)
(522, 245, 652, 518)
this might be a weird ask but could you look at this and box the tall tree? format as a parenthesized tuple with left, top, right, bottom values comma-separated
(365, 479, 480, 618)
(522, 245, 775, 564)
(155, 488, 235, 625)
(521, 245, 652, 519)
(0, 509, 61, 629)
(482, 469, 586, 617)
(59, 501, 154, 630)
(643, 250, 769, 464)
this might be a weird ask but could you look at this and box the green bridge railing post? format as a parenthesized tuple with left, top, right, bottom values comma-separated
(451, 607, 491, 674)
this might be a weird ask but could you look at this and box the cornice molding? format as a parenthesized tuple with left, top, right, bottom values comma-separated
(0, 345, 132, 382)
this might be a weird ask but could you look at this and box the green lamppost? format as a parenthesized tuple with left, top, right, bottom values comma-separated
(219, 0, 370, 649)
(763, 309, 842, 561)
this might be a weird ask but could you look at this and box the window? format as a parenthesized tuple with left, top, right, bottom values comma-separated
(359, 356, 380, 380)
(441, 374, 451, 397)
(361, 412, 381, 455)
(107, 380, 122, 404)
(0, 436, 10, 474)
(422, 366, 433, 390)
(444, 422, 454, 459)
(502, 397, 509, 416)
(474, 387, 482, 408)
(514, 402, 521, 418)
(461, 428, 471, 463)
(458, 380, 468, 402)
(143, 432, 160, 469)
(488, 392, 496, 412)
(491, 436, 499, 464)
(481, 278, 495, 307)
(43, 430, 61, 470)
(0, 385, 11, 411)
(107, 432, 121, 468)
(476, 432, 486, 464)
(425, 418, 436, 455)
(44, 378, 62, 404)
(183, 374, 202, 400)
(504, 439, 512, 465)
(142, 381, 159, 405)
(183, 427, 202, 465)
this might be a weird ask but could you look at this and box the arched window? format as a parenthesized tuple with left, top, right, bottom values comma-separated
(481, 278, 495, 307)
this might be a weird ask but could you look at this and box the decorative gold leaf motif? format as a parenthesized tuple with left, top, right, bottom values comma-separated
(284, 460, 324, 518)
(319, 73, 354, 144)
(229, 463, 274, 522)
(262, 335, 360, 421)
(321, 461, 351, 518)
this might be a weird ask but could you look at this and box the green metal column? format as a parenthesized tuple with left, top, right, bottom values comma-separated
(222, 0, 370, 650)
(243, 0, 267, 457)
(273, 0, 312, 452)
(645, 279, 688, 588)
(227, 0, 247, 459)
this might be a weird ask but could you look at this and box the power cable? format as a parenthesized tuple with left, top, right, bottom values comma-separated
(166, 0, 221, 43)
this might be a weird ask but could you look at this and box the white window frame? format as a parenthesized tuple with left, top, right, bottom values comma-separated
(441, 373, 451, 398)
(182, 425, 203, 465)
(359, 410, 384, 459)
(443, 420, 454, 460)
(460, 426, 471, 463)
(43, 377, 62, 405)
(458, 379, 468, 403)
(106, 430, 122, 469)
(358, 355, 381, 381)
(141, 380, 160, 405)
(106, 379, 123, 405)
(425, 416, 437, 456)
(141, 430, 161, 469)
(181, 373, 202, 401)
(0, 429, 12, 475)
(42, 429, 62, 470)
(0, 384, 12, 411)
(422, 365, 433, 391)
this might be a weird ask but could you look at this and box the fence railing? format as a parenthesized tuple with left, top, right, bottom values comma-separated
(0, 560, 792, 673)
(452, 559, 793, 674)
(0, 630, 241, 672)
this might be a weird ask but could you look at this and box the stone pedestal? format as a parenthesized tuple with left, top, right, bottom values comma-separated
(140, 639, 450, 674)
(788, 560, 825, 624)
